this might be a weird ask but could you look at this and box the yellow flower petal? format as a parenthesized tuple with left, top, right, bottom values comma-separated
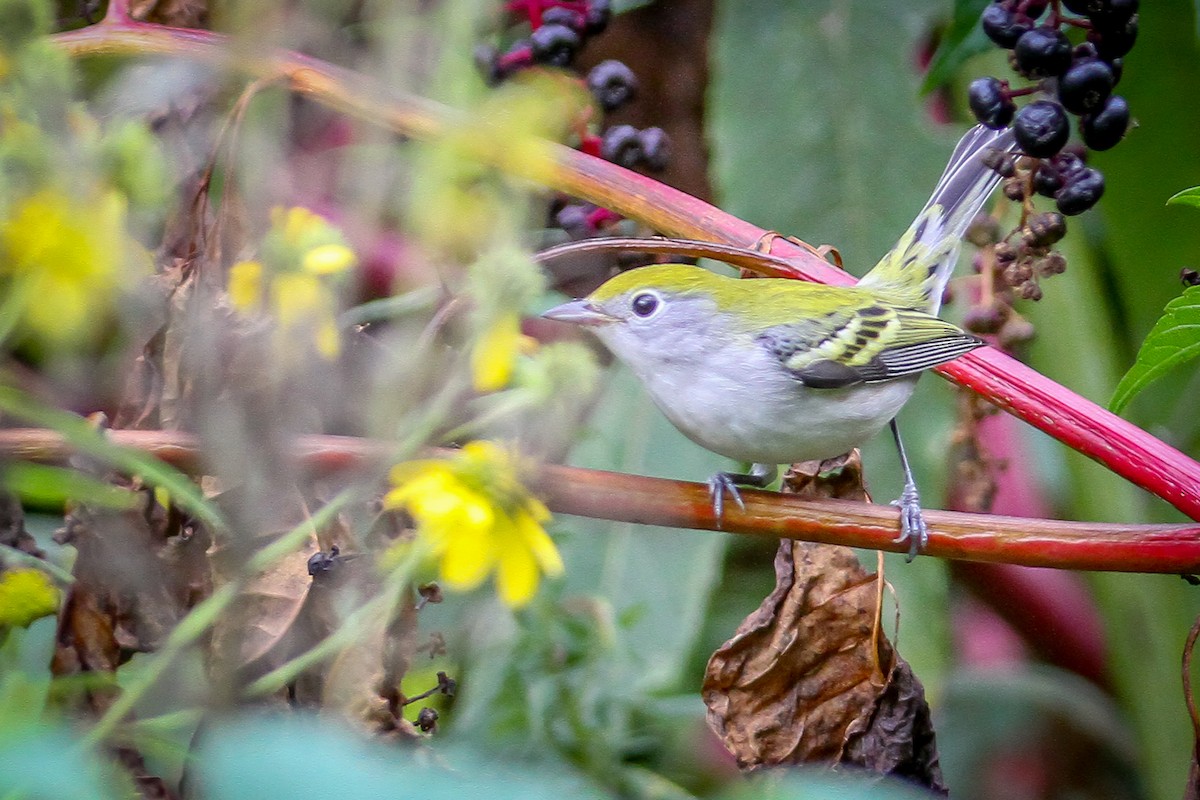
(471, 313, 521, 393)
(514, 508, 563, 577)
(227, 260, 264, 312)
(439, 518, 496, 590)
(315, 315, 341, 360)
(303, 243, 357, 275)
(0, 568, 59, 628)
(271, 272, 324, 329)
(495, 532, 539, 608)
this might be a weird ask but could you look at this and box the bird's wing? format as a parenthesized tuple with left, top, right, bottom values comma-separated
(756, 306, 985, 389)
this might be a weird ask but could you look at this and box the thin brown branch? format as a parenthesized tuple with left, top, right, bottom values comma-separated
(1, 427, 1197, 574)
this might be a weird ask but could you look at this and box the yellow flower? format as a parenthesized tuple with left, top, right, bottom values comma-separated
(302, 243, 356, 276)
(0, 568, 59, 628)
(227, 259, 264, 312)
(226, 207, 357, 360)
(383, 441, 563, 608)
(471, 312, 521, 393)
(0, 188, 128, 345)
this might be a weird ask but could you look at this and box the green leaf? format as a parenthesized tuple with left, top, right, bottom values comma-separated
(1167, 186, 1200, 209)
(2, 463, 140, 511)
(921, 0, 990, 94)
(197, 715, 605, 800)
(1109, 286, 1200, 413)
(0, 723, 123, 799)
(938, 666, 1137, 798)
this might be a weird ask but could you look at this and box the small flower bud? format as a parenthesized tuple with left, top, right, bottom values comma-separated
(964, 304, 1007, 334)
(1037, 251, 1068, 276)
(1024, 212, 1067, 247)
(1017, 280, 1044, 301)
(966, 214, 1003, 248)
(1003, 177, 1028, 201)
(999, 316, 1037, 348)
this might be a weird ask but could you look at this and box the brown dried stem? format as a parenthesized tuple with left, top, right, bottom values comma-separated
(1, 427, 1197, 574)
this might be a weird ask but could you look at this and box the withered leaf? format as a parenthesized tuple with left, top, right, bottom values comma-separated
(703, 451, 945, 792)
(703, 540, 890, 767)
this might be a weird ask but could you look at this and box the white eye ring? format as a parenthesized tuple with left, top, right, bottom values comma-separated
(630, 291, 662, 318)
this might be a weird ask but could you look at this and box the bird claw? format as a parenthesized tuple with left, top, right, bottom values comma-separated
(707, 473, 746, 528)
(890, 481, 928, 562)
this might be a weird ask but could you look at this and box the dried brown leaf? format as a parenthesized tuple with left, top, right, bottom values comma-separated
(59, 496, 211, 656)
(0, 490, 42, 556)
(703, 540, 889, 767)
(207, 532, 321, 689)
(704, 450, 945, 792)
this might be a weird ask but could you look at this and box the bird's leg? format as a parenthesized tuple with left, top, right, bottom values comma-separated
(889, 418, 928, 561)
(708, 463, 777, 527)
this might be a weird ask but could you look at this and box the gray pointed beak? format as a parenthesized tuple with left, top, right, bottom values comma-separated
(542, 299, 616, 326)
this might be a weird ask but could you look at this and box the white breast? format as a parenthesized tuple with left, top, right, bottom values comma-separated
(600, 321, 918, 465)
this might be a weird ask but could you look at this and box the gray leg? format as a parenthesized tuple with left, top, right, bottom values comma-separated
(889, 419, 928, 561)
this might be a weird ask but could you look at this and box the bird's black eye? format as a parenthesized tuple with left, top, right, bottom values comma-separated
(631, 292, 659, 317)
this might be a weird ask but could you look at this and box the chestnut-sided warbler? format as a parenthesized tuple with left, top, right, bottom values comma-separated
(543, 125, 1014, 557)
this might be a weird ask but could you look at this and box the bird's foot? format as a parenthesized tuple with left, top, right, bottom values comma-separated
(707, 473, 746, 528)
(706, 464, 776, 529)
(890, 480, 928, 562)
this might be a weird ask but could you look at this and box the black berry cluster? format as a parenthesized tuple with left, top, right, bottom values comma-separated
(968, 0, 1136, 217)
(475, 1, 612, 80)
(475, 1, 672, 241)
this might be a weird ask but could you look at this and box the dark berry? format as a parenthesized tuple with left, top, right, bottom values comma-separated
(1108, 57, 1124, 85)
(1061, 0, 1103, 15)
(1033, 162, 1064, 197)
(1091, 14, 1138, 59)
(556, 203, 592, 235)
(1014, 100, 1070, 158)
(1181, 267, 1200, 287)
(1014, 26, 1072, 78)
(981, 4, 1032, 48)
(1055, 167, 1105, 215)
(1022, 0, 1050, 20)
(1081, 95, 1130, 150)
(968, 77, 1016, 129)
(601, 124, 642, 168)
(1003, 178, 1027, 201)
(1058, 59, 1114, 114)
(1072, 42, 1100, 60)
(587, 60, 638, 111)
(637, 127, 670, 171)
(1025, 212, 1067, 246)
(1091, 0, 1139, 24)
(541, 7, 584, 31)
(585, 0, 611, 36)
(1051, 146, 1088, 177)
(530, 23, 580, 67)
(474, 44, 504, 85)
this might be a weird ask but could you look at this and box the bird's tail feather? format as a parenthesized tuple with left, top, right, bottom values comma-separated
(858, 125, 1017, 314)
